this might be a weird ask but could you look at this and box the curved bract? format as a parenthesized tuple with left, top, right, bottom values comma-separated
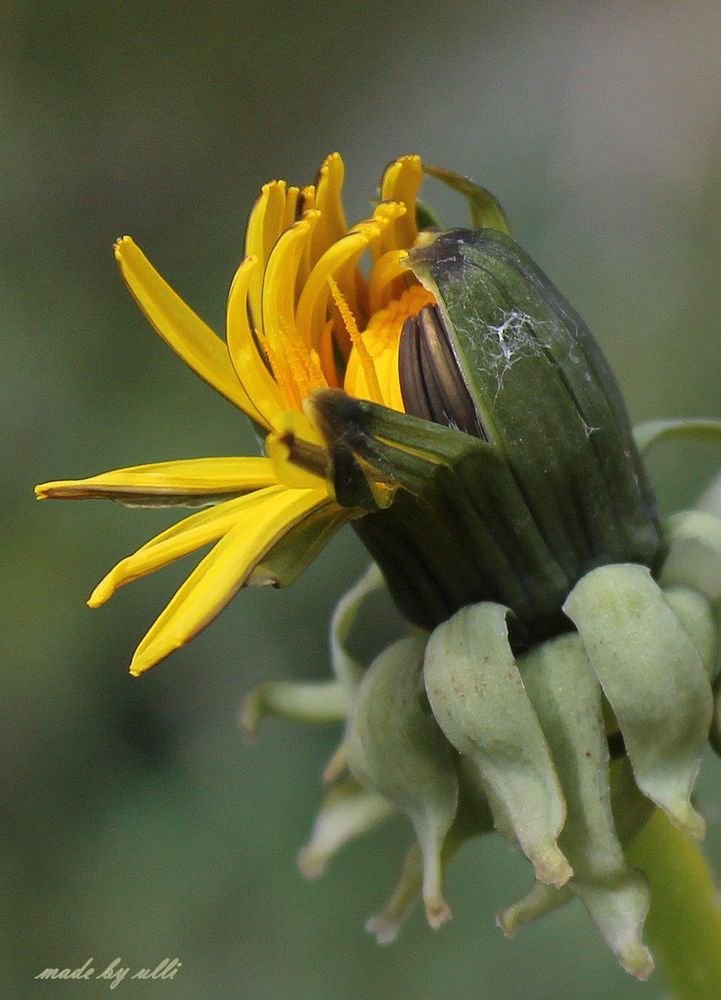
(257, 503, 721, 980)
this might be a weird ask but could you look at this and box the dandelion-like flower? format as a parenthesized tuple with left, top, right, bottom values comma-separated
(37, 154, 438, 675)
(37, 153, 721, 981)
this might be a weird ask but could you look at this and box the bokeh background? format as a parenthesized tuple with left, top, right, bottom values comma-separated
(4, 2, 721, 997)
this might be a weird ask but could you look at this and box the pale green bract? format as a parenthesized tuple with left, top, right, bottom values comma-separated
(242, 482, 721, 981)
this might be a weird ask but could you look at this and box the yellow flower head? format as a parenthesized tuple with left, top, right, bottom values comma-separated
(35, 154, 438, 676)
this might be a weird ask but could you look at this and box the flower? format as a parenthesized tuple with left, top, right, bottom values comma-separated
(36, 153, 444, 676)
(37, 153, 721, 980)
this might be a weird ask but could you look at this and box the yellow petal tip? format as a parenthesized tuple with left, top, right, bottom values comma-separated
(129, 651, 155, 677)
(34, 480, 79, 499)
(87, 580, 112, 609)
(129, 648, 155, 677)
(113, 235, 134, 259)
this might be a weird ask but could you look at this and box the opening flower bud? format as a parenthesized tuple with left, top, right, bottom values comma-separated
(312, 226, 660, 642)
(35, 152, 721, 983)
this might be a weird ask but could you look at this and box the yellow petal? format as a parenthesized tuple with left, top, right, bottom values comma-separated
(129, 486, 330, 675)
(266, 410, 328, 489)
(297, 184, 318, 290)
(311, 152, 348, 264)
(262, 211, 320, 352)
(281, 186, 301, 229)
(35, 457, 278, 505)
(89, 486, 286, 607)
(244, 180, 288, 324)
(368, 249, 411, 314)
(226, 255, 284, 427)
(296, 205, 405, 349)
(114, 237, 254, 414)
(295, 230, 373, 345)
(378, 155, 423, 255)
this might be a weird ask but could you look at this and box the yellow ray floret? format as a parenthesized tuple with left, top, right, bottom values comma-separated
(226, 255, 284, 428)
(88, 486, 289, 607)
(312, 152, 348, 263)
(35, 457, 278, 505)
(39, 153, 439, 673)
(114, 237, 262, 423)
(244, 180, 292, 324)
(129, 485, 330, 676)
(378, 155, 423, 257)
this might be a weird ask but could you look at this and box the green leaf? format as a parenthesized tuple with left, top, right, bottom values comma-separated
(366, 843, 423, 945)
(497, 879, 572, 937)
(250, 504, 351, 587)
(497, 758, 654, 961)
(662, 586, 718, 681)
(240, 679, 348, 740)
(329, 561, 386, 692)
(298, 777, 396, 880)
(415, 198, 443, 232)
(367, 758, 496, 945)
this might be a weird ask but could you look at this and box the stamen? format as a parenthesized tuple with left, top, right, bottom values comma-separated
(307, 347, 329, 390)
(256, 328, 303, 411)
(285, 335, 315, 399)
(328, 276, 383, 405)
(284, 327, 329, 401)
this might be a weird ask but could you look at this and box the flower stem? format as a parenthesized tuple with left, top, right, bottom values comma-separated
(627, 808, 721, 999)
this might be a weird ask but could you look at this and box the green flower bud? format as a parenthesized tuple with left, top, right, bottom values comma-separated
(311, 227, 660, 644)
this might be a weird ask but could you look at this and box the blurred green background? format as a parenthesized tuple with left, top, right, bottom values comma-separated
(4, 2, 721, 997)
